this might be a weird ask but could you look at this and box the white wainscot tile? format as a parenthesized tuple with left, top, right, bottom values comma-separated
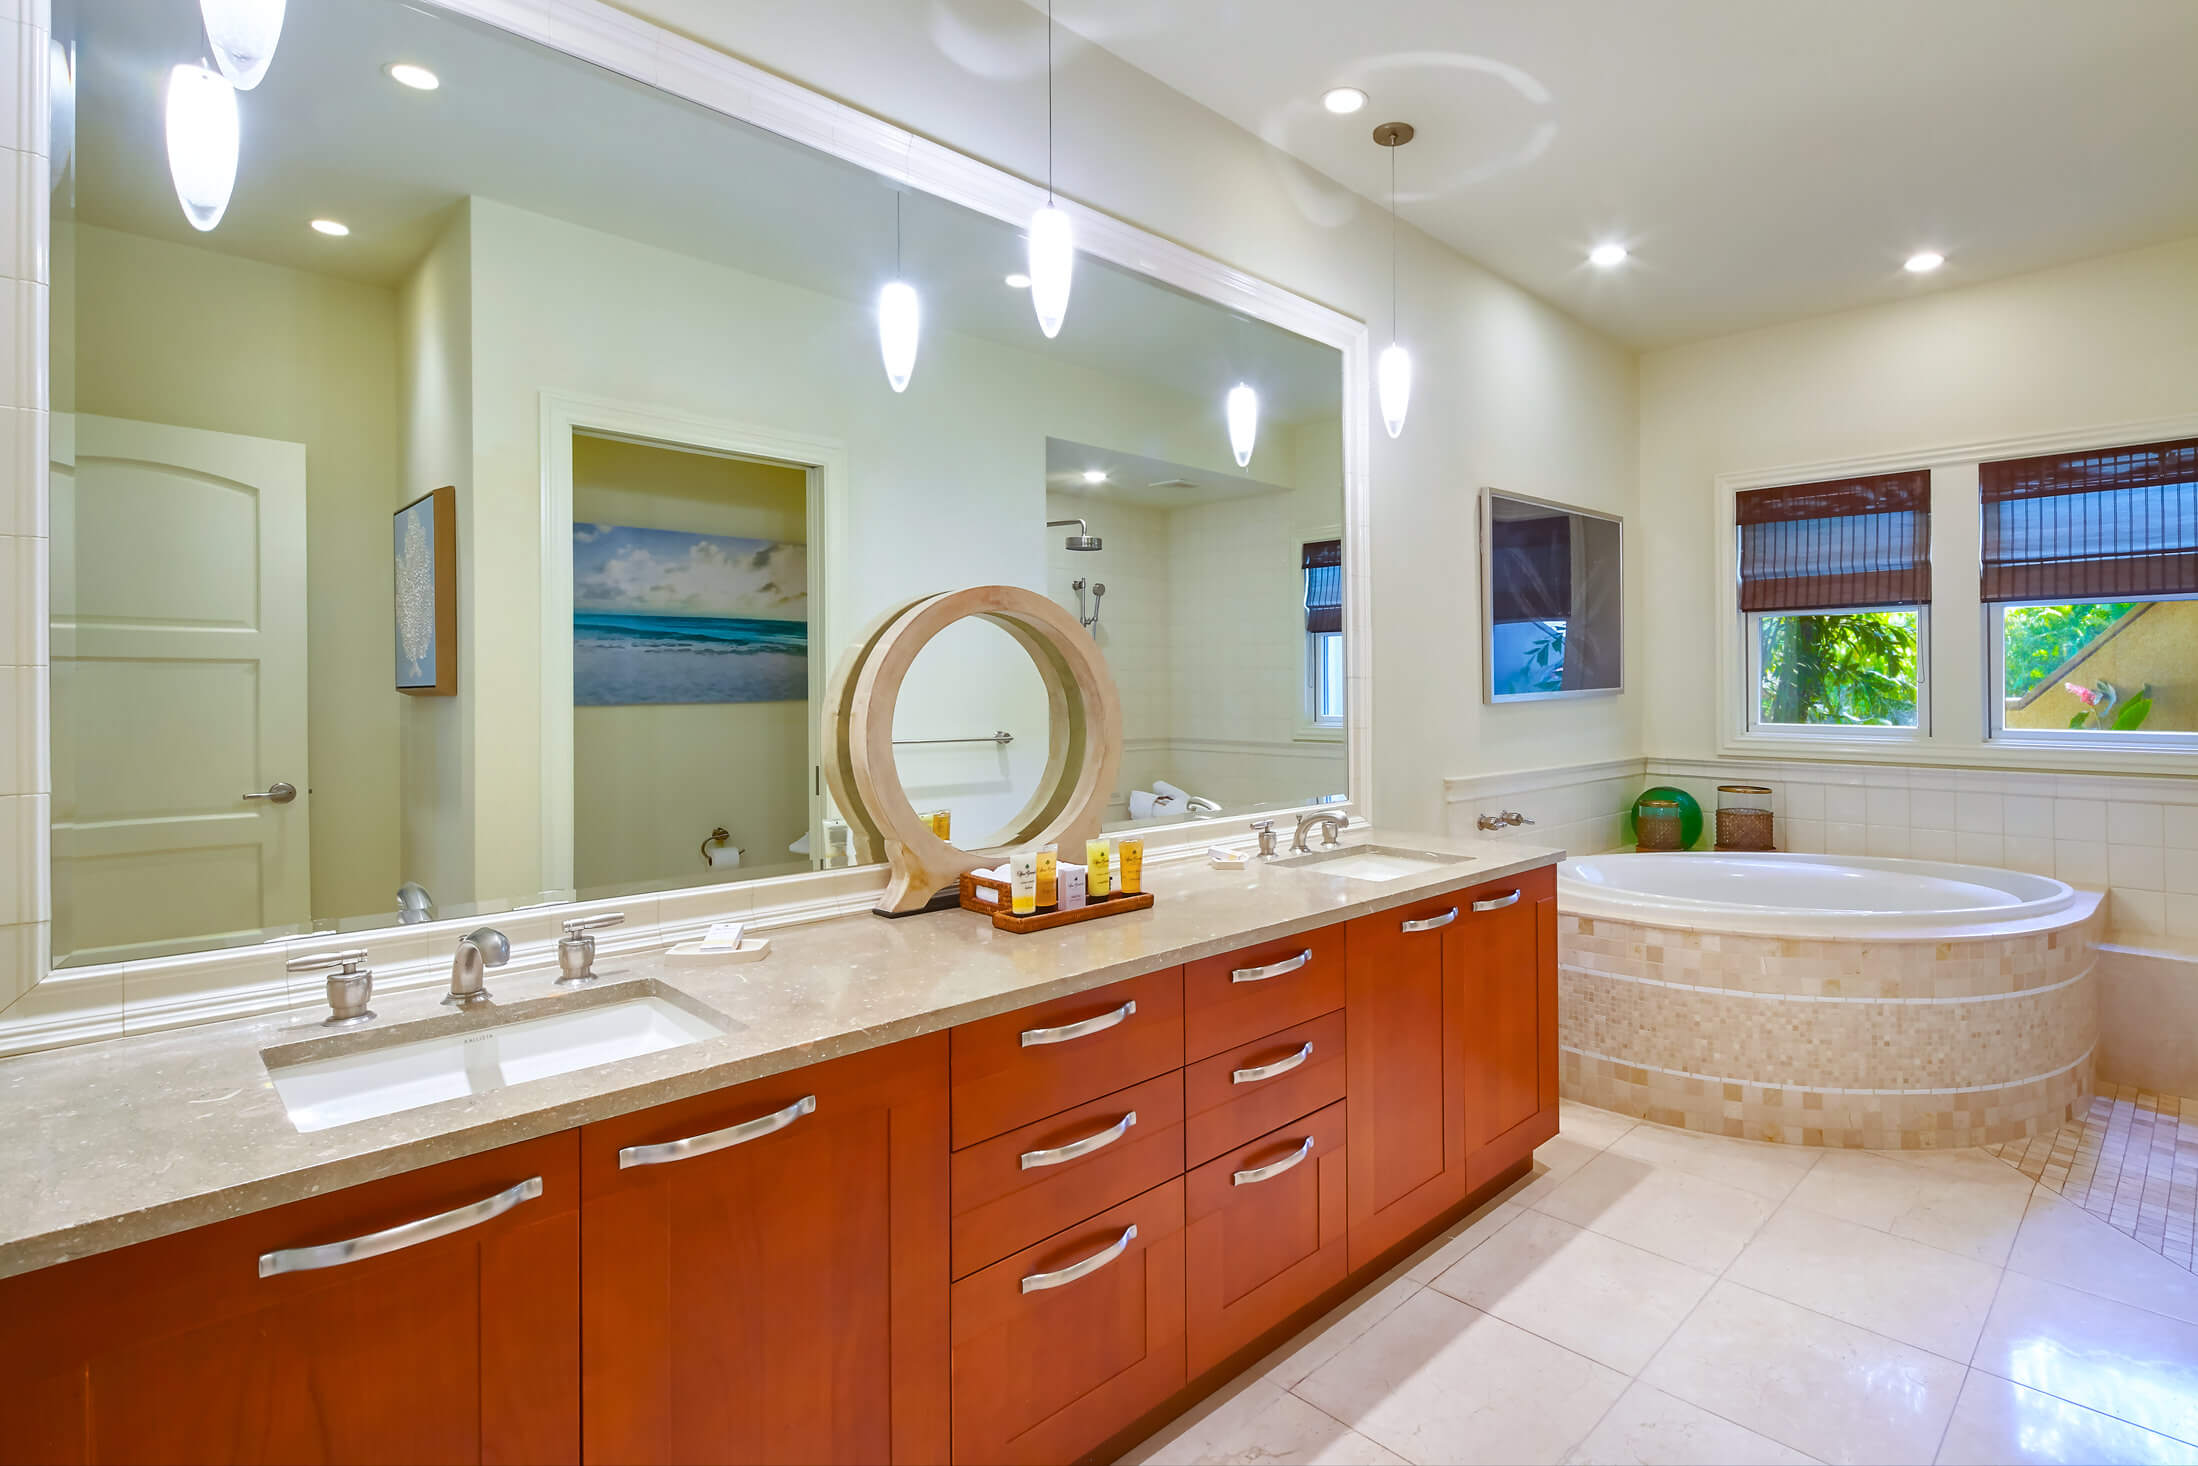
(1956, 791, 2004, 834)
(1781, 782, 1824, 820)
(2056, 839, 2109, 887)
(1865, 787, 1908, 826)
(2111, 890, 2167, 937)
(2167, 804, 2198, 850)
(1781, 818, 1824, 853)
(1826, 821, 1867, 856)
(1909, 788, 1956, 829)
(2055, 798, 2107, 843)
(1824, 785, 1866, 823)
(1911, 826, 1959, 862)
(2165, 846, 2198, 896)
(1956, 831, 2004, 867)
(1866, 825, 1910, 859)
(2108, 800, 2167, 846)
(2110, 843, 2166, 890)
(2002, 836, 2056, 877)
(2003, 794, 2055, 839)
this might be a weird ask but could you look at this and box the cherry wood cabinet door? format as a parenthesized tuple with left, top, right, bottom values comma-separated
(1344, 893, 1468, 1270)
(1463, 868, 1561, 1191)
(1185, 1101, 1348, 1378)
(0, 1130, 581, 1466)
(579, 1034, 949, 1466)
(950, 1181, 1186, 1466)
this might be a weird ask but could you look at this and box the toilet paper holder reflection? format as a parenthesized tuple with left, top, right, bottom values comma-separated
(701, 827, 744, 867)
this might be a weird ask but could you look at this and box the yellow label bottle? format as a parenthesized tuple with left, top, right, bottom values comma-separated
(1035, 847, 1057, 908)
(1117, 836, 1144, 895)
(1085, 838, 1112, 897)
(1008, 851, 1038, 916)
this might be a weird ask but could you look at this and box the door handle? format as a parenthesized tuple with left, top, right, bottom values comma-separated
(243, 782, 298, 804)
(618, 1094, 817, 1169)
(1400, 907, 1458, 933)
(1471, 890, 1522, 912)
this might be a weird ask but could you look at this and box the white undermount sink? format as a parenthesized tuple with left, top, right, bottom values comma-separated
(265, 987, 725, 1133)
(1275, 844, 1468, 882)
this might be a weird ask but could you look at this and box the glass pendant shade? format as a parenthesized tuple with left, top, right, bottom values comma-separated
(1378, 343, 1413, 439)
(165, 65, 239, 233)
(1226, 383, 1259, 468)
(1027, 204, 1074, 339)
(47, 38, 74, 193)
(877, 280, 921, 393)
(200, 0, 286, 90)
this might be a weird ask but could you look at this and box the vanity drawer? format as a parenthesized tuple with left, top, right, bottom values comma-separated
(950, 968, 1184, 1149)
(951, 1071, 1185, 1279)
(950, 1179, 1186, 1466)
(1183, 1008, 1346, 1169)
(1183, 925, 1344, 1062)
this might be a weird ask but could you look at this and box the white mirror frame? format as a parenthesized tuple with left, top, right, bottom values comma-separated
(0, 0, 1373, 1055)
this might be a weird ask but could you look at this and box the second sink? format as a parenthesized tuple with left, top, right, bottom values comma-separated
(1275, 844, 1468, 881)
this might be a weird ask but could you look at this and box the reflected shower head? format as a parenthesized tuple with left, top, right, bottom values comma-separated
(1047, 517, 1103, 551)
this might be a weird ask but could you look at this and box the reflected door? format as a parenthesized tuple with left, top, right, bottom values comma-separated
(50, 414, 311, 965)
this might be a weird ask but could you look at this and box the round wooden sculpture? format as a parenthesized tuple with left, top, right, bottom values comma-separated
(824, 585, 1123, 914)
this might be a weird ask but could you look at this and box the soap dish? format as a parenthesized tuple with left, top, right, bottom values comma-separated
(1207, 847, 1249, 870)
(665, 936, 771, 966)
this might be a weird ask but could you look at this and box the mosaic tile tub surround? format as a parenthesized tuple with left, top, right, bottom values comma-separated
(1558, 903, 2103, 1148)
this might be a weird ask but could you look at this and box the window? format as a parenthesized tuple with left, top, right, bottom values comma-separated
(1303, 539, 1344, 731)
(1984, 436, 2197, 743)
(1737, 470, 1930, 733)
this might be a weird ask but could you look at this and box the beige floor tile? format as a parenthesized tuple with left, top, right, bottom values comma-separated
(1934, 1370, 2198, 1465)
(1120, 1379, 1407, 1466)
(1641, 1281, 1966, 1465)
(1535, 1149, 1780, 1273)
(1295, 1288, 1628, 1466)
(1564, 1382, 1816, 1466)
(1726, 1206, 2002, 1361)
(2006, 1191, 2198, 1325)
(1972, 1271, 2198, 1446)
(1402, 1198, 1522, 1284)
(1429, 1210, 1716, 1373)
(1786, 1148, 2034, 1266)
(1261, 1273, 1422, 1391)
(1604, 1121, 1822, 1202)
(1558, 1099, 1641, 1153)
(1510, 1133, 1610, 1208)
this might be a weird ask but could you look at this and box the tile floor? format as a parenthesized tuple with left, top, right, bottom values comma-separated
(1991, 1085, 2198, 1271)
(1123, 1100, 2198, 1465)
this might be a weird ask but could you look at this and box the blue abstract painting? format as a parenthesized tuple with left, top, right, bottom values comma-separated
(573, 524, 808, 705)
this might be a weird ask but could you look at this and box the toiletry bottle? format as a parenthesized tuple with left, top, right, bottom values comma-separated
(1035, 846, 1057, 908)
(1058, 862, 1087, 910)
(1008, 850, 1038, 916)
(1086, 838, 1112, 897)
(1117, 836, 1144, 895)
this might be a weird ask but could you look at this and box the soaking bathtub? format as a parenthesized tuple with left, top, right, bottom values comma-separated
(1555, 851, 2103, 1148)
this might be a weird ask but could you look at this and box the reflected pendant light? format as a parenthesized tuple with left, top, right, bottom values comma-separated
(47, 37, 74, 194)
(1226, 383, 1259, 468)
(877, 191, 921, 392)
(1027, 0, 1074, 338)
(1374, 122, 1414, 439)
(200, 0, 286, 90)
(165, 64, 239, 232)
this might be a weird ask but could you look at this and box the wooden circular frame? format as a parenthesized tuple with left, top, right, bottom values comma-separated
(823, 585, 1123, 913)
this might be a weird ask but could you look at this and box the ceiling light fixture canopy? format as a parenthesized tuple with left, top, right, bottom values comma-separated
(1589, 241, 1628, 268)
(1373, 121, 1415, 439)
(199, 0, 285, 90)
(1082, 469, 1107, 483)
(386, 62, 439, 91)
(1904, 250, 1945, 274)
(310, 218, 349, 236)
(165, 64, 239, 232)
(1226, 384, 1259, 468)
(1027, 0, 1075, 339)
(1322, 87, 1367, 115)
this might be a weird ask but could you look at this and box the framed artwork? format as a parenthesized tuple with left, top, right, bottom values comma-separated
(573, 523, 808, 705)
(395, 486, 457, 696)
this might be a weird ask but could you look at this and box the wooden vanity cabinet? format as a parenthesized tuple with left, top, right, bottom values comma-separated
(576, 1033, 949, 1466)
(1462, 866, 1561, 1191)
(0, 1130, 581, 1466)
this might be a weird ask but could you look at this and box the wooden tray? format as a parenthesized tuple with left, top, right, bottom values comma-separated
(958, 872, 1153, 932)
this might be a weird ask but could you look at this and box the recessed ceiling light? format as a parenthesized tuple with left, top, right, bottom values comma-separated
(385, 62, 439, 91)
(1082, 469, 1107, 484)
(1322, 87, 1367, 115)
(1588, 242, 1628, 268)
(1004, 272, 1032, 289)
(1904, 250, 1945, 274)
(309, 218, 350, 237)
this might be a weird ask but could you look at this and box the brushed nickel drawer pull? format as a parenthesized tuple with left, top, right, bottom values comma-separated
(1233, 1136, 1316, 1187)
(1020, 1111, 1137, 1170)
(1020, 1223, 1138, 1294)
(1232, 1041, 1314, 1085)
(1231, 949, 1311, 984)
(1400, 907, 1459, 933)
(1472, 890, 1522, 912)
(258, 1176, 542, 1277)
(1020, 999, 1136, 1048)
(618, 1094, 817, 1169)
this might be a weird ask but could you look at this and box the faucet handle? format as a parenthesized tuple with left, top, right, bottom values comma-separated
(286, 947, 368, 974)
(287, 948, 374, 1027)
(557, 912, 623, 986)
(562, 912, 624, 937)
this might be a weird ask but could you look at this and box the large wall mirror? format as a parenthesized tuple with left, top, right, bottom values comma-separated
(45, 0, 1349, 969)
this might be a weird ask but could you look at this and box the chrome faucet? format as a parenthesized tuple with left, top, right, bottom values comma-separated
(1477, 810, 1537, 832)
(288, 948, 374, 1027)
(1292, 812, 1348, 853)
(446, 927, 510, 1008)
(1250, 819, 1279, 859)
(556, 912, 624, 986)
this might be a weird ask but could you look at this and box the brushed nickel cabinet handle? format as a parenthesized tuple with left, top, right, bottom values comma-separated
(1232, 1136, 1315, 1187)
(1472, 890, 1522, 912)
(1020, 1110, 1137, 1170)
(1020, 1223, 1138, 1294)
(1400, 907, 1459, 933)
(618, 1094, 817, 1169)
(1232, 1041, 1314, 1085)
(1020, 999, 1136, 1048)
(1231, 949, 1311, 984)
(258, 1176, 542, 1277)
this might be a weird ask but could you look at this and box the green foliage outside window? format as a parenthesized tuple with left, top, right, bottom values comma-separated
(2001, 602, 2135, 698)
(1757, 611, 1920, 726)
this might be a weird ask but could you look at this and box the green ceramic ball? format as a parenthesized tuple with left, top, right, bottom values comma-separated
(1630, 786, 1704, 850)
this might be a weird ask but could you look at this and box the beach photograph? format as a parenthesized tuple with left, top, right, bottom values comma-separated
(573, 523, 808, 705)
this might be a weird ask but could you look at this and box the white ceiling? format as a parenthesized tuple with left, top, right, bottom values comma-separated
(1045, 437, 1288, 509)
(1043, 0, 2198, 348)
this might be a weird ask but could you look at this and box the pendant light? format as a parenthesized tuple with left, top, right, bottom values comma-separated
(1373, 122, 1414, 439)
(165, 64, 239, 232)
(1026, 0, 1074, 338)
(200, 0, 286, 91)
(1226, 383, 1259, 468)
(877, 190, 921, 392)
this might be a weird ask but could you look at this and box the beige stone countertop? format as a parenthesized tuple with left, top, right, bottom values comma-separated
(0, 830, 1561, 1281)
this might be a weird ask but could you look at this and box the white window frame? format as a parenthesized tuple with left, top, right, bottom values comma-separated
(1304, 629, 1345, 735)
(1744, 604, 1933, 740)
(1987, 594, 2198, 752)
